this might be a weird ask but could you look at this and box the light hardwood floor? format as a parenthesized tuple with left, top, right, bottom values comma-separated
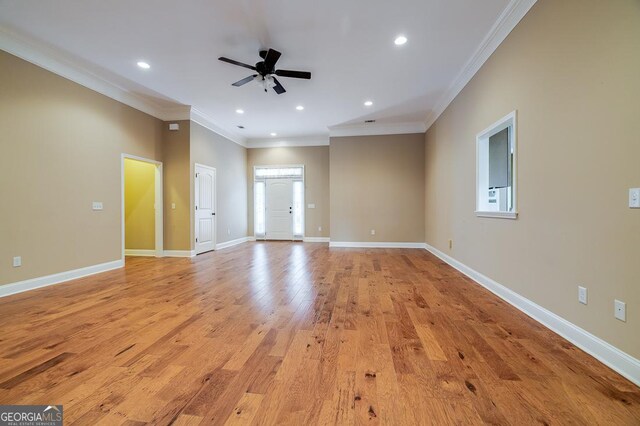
(0, 242, 638, 425)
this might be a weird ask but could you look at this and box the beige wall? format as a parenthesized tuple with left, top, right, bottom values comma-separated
(330, 134, 425, 242)
(190, 122, 248, 245)
(162, 120, 191, 251)
(0, 50, 164, 286)
(424, 0, 640, 358)
(124, 159, 156, 250)
(247, 146, 330, 238)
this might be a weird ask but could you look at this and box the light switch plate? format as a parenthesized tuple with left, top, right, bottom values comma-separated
(578, 286, 587, 305)
(13, 256, 21, 267)
(370, 229, 376, 236)
(171, 203, 176, 210)
(629, 188, 640, 208)
(308, 203, 316, 209)
(614, 299, 626, 322)
(92, 201, 103, 211)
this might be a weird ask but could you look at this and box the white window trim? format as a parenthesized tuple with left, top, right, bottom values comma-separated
(475, 110, 518, 220)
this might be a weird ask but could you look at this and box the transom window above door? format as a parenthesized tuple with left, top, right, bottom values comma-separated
(255, 167, 303, 179)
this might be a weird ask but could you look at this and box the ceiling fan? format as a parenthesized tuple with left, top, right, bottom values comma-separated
(218, 48, 311, 94)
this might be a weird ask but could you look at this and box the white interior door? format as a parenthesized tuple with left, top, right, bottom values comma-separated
(195, 164, 216, 254)
(266, 178, 293, 240)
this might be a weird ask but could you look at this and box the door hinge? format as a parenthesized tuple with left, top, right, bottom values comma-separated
(195, 173, 199, 178)
(195, 205, 198, 210)
(196, 237, 198, 242)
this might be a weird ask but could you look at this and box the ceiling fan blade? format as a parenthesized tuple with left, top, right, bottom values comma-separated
(263, 48, 282, 71)
(218, 57, 256, 71)
(272, 77, 286, 94)
(232, 75, 258, 87)
(275, 69, 311, 79)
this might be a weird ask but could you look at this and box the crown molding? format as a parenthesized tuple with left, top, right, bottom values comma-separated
(0, 27, 247, 147)
(246, 135, 329, 148)
(190, 108, 247, 147)
(329, 121, 427, 138)
(424, 0, 537, 131)
(0, 26, 189, 121)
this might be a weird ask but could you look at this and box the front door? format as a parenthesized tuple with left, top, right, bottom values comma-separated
(266, 178, 293, 240)
(195, 164, 216, 254)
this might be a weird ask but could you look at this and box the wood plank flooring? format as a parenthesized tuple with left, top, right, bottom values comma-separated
(0, 242, 638, 425)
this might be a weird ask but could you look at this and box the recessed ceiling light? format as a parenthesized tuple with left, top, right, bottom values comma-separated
(394, 35, 408, 46)
(364, 100, 373, 107)
(236, 109, 244, 114)
(296, 105, 304, 111)
(270, 132, 277, 137)
(137, 61, 150, 69)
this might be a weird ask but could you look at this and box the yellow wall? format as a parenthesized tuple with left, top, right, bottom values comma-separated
(0, 50, 164, 286)
(124, 159, 156, 250)
(424, 0, 640, 358)
(330, 134, 425, 242)
(247, 146, 330, 238)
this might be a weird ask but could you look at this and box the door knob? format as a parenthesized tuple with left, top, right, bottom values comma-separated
(212, 212, 216, 216)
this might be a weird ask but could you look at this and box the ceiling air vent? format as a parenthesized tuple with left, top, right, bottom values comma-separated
(237, 125, 245, 129)
(365, 119, 376, 123)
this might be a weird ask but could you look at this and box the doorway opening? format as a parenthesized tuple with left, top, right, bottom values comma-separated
(254, 165, 304, 240)
(121, 154, 163, 258)
(195, 163, 217, 254)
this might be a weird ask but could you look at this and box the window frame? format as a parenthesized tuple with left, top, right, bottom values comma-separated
(475, 110, 518, 220)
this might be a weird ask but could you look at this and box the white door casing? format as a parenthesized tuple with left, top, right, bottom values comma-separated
(266, 178, 293, 240)
(195, 164, 216, 254)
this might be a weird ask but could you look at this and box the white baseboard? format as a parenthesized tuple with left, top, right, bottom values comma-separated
(329, 241, 427, 249)
(216, 236, 251, 250)
(0, 259, 124, 299)
(303, 237, 330, 243)
(423, 243, 640, 387)
(124, 249, 156, 257)
(163, 250, 196, 258)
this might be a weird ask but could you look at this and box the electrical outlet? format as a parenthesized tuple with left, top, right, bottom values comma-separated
(13, 256, 21, 267)
(171, 203, 176, 210)
(318, 226, 322, 232)
(614, 300, 626, 322)
(578, 286, 587, 305)
(92, 201, 103, 211)
(448, 239, 453, 250)
(370, 229, 376, 236)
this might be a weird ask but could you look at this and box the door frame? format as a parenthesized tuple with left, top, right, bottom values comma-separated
(121, 154, 164, 258)
(253, 164, 305, 240)
(194, 163, 217, 254)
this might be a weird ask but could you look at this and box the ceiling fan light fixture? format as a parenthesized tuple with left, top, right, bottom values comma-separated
(219, 48, 311, 95)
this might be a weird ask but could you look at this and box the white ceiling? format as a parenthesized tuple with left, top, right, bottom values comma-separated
(0, 0, 531, 145)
